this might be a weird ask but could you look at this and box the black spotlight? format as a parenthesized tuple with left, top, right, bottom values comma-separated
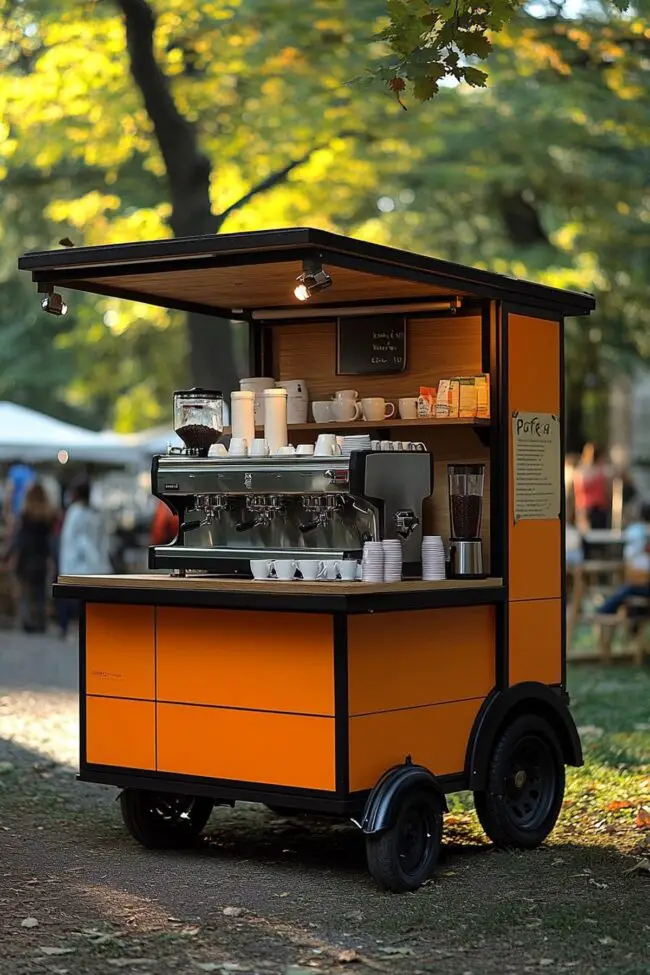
(41, 291, 67, 316)
(294, 259, 332, 302)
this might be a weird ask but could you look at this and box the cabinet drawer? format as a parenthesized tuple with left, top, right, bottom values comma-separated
(86, 697, 155, 770)
(86, 604, 154, 700)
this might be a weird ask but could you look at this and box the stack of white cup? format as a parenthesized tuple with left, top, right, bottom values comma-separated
(382, 539, 403, 582)
(422, 536, 446, 581)
(361, 541, 384, 582)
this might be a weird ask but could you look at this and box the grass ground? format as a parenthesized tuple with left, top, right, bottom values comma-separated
(0, 663, 648, 975)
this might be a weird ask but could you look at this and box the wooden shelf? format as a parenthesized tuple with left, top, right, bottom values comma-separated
(224, 417, 491, 434)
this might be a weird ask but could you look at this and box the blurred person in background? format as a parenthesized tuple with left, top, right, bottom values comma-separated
(150, 499, 179, 546)
(573, 443, 612, 531)
(57, 477, 112, 637)
(598, 502, 650, 615)
(4, 480, 57, 633)
(3, 460, 36, 533)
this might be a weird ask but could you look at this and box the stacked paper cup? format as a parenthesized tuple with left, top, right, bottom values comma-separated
(422, 536, 446, 581)
(382, 539, 403, 582)
(361, 541, 384, 582)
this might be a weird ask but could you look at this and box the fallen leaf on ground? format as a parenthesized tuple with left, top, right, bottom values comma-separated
(607, 800, 633, 812)
(107, 961, 155, 968)
(589, 879, 608, 889)
(223, 907, 245, 918)
(338, 950, 361, 963)
(635, 805, 650, 828)
(624, 857, 650, 875)
(39, 948, 75, 956)
(377, 946, 415, 956)
(21, 917, 39, 928)
(598, 936, 615, 945)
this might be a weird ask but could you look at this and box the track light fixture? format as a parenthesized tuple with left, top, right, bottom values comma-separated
(294, 259, 332, 302)
(41, 289, 67, 316)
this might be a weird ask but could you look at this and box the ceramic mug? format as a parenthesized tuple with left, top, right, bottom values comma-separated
(398, 397, 418, 420)
(297, 560, 324, 581)
(250, 438, 270, 456)
(296, 443, 315, 455)
(336, 560, 358, 581)
(361, 398, 396, 422)
(380, 440, 393, 451)
(334, 389, 359, 401)
(272, 559, 297, 581)
(315, 433, 339, 456)
(229, 437, 248, 456)
(250, 559, 272, 580)
(409, 441, 426, 451)
(276, 444, 296, 456)
(322, 559, 338, 580)
(332, 400, 362, 422)
(312, 401, 333, 423)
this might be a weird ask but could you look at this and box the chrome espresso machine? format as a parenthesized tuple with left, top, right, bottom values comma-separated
(150, 389, 433, 577)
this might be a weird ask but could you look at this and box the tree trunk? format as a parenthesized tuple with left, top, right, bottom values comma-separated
(117, 0, 242, 395)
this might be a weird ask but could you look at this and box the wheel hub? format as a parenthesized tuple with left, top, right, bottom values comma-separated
(514, 769, 527, 789)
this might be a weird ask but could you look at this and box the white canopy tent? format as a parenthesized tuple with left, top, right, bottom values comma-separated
(0, 402, 139, 465)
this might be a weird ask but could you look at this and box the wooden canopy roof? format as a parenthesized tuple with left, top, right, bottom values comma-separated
(18, 227, 595, 320)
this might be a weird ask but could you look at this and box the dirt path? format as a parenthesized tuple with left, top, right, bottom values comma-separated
(0, 631, 648, 975)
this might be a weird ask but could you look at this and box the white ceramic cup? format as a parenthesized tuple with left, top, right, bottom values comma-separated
(276, 444, 296, 455)
(370, 440, 381, 451)
(332, 399, 362, 422)
(208, 443, 228, 457)
(315, 433, 339, 456)
(272, 559, 297, 581)
(336, 560, 358, 581)
(380, 440, 393, 451)
(312, 401, 333, 423)
(361, 398, 396, 421)
(251, 438, 270, 456)
(250, 559, 272, 580)
(229, 437, 248, 456)
(297, 560, 324, 581)
(409, 441, 426, 451)
(322, 559, 338, 580)
(296, 443, 315, 455)
(398, 397, 418, 420)
(334, 389, 359, 401)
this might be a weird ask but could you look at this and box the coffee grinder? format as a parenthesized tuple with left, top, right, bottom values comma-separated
(448, 463, 485, 578)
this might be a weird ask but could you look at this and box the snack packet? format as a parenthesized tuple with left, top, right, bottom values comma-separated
(417, 386, 436, 417)
(458, 377, 478, 419)
(475, 374, 490, 418)
(448, 379, 460, 418)
(435, 380, 451, 417)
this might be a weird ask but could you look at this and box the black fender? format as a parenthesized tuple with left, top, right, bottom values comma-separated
(358, 762, 448, 836)
(466, 681, 583, 792)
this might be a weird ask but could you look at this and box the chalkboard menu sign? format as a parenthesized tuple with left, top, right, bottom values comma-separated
(336, 315, 407, 376)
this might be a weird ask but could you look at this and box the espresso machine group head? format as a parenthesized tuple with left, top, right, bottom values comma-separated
(150, 450, 433, 576)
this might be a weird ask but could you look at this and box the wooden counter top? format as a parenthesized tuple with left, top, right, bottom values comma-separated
(56, 573, 504, 614)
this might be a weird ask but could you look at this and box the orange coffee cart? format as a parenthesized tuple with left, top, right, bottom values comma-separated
(19, 229, 594, 891)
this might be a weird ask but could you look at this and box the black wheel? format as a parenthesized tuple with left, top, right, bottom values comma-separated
(120, 789, 213, 849)
(473, 714, 565, 849)
(365, 788, 443, 893)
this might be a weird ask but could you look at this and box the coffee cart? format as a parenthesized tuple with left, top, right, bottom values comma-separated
(19, 229, 593, 892)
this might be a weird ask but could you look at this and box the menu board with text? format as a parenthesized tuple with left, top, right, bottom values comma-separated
(512, 411, 561, 522)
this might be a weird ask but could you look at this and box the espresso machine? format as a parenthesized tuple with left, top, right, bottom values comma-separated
(448, 463, 486, 578)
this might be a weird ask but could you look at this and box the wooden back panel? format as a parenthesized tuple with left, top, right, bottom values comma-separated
(273, 316, 482, 400)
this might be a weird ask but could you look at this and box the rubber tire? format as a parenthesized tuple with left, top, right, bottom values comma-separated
(365, 788, 443, 893)
(120, 789, 213, 849)
(473, 714, 565, 849)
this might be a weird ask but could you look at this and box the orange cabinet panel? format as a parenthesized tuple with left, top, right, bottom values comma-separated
(349, 698, 482, 792)
(157, 703, 336, 791)
(156, 608, 334, 715)
(507, 314, 562, 603)
(86, 696, 155, 770)
(509, 598, 562, 686)
(348, 607, 494, 716)
(86, 604, 155, 699)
